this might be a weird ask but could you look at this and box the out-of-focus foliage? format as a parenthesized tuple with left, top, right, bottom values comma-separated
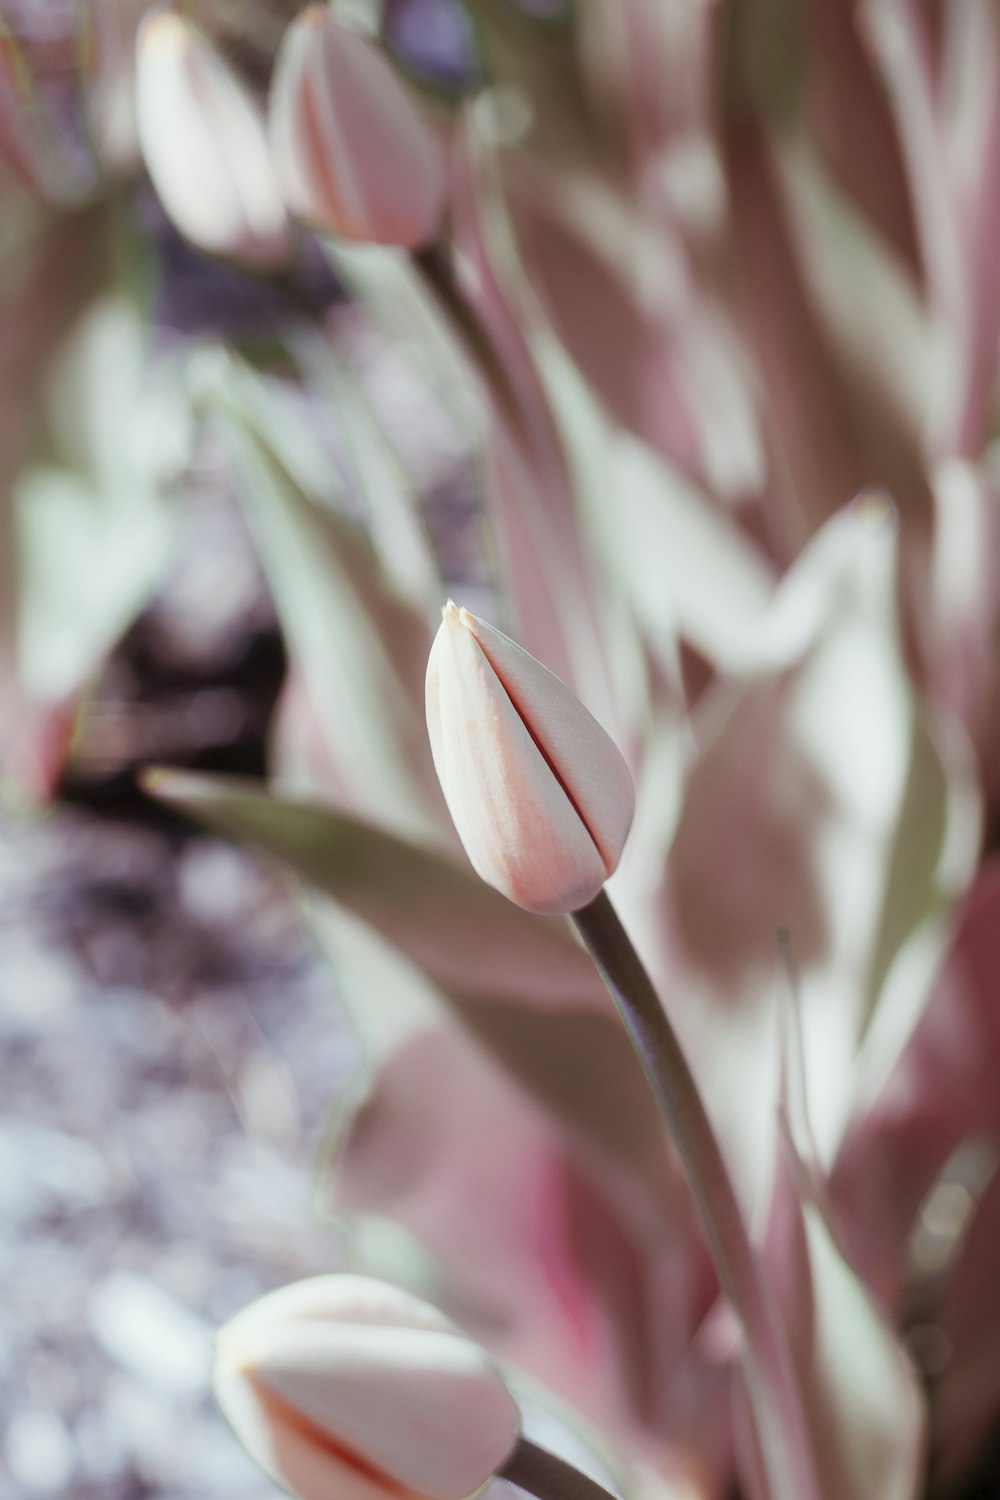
(5, 1, 1000, 1497)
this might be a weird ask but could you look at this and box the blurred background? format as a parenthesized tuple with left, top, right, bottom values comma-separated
(0, 482, 354, 1499)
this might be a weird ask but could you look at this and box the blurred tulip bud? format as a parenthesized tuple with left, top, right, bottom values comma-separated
(269, 6, 448, 247)
(135, 9, 292, 270)
(426, 602, 634, 914)
(214, 1274, 520, 1500)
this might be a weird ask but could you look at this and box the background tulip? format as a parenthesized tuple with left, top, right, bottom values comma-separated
(213, 1274, 520, 1500)
(425, 602, 634, 914)
(269, 6, 448, 247)
(136, 10, 292, 270)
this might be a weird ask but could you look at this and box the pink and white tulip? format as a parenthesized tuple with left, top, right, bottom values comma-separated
(269, 6, 448, 248)
(213, 1274, 520, 1500)
(425, 602, 634, 914)
(135, 10, 292, 270)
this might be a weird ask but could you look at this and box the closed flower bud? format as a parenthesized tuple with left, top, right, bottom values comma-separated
(426, 603, 634, 914)
(269, 6, 448, 247)
(214, 1275, 520, 1500)
(135, 10, 292, 270)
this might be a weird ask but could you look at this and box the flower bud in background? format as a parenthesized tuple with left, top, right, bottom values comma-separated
(214, 1275, 520, 1500)
(269, 6, 448, 247)
(426, 602, 634, 914)
(135, 9, 292, 271)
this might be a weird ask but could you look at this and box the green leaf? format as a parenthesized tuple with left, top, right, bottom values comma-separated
(145, 768, 606, 1011)
(15, 281, 181, 701)
(289, 329, 441, 610)
(191, 350, 446, 842)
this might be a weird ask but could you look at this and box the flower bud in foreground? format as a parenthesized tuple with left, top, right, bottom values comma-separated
(135, 10, 292, 270)
(269, 6, 448, 247)
(214, 1275, 520, 1500)
(426, 603, 634, 914)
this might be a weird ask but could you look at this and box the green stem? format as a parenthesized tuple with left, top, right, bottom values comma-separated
(499, 1437, 619, 1500)
(412, 242, 523, 429)
(573, 891, 820, 1500)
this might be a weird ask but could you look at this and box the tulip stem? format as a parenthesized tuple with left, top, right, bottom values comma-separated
(499, 1438, 618, 1500)
(413, 244, 524, 430)
(573, 891, 820, 1500)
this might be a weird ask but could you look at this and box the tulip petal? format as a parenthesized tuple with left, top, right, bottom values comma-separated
(214, 1361, 399, 1500)
(427, 606, 609, 913)
(459, 608, 635, 874)
(270, 7, 447, 248)
(242, 1323, 518, 1500)
(221, 1273, 458, 1338)
(215, 1276, 518, 1500)
(136, 11, 291, 270)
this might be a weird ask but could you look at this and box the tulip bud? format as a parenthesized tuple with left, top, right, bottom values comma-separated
(425, 602, 634, 914)
(135, 10, 292, 270)
(214, 1275, 520, 1500)
(269, 6, 448, 248)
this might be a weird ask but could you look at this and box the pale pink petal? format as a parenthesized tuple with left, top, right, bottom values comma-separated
(220, 1274, 458, 1341)
(216, 1275, 518, 1500)
(269, 7, 447, 248)
(238, 1323, 518, 1500)
(462, 609, 634, 875)
(213, 1362, 395, 1500)
(427, 607, 609, 914)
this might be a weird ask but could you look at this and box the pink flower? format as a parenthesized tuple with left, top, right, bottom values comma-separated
(214, 1275, 519, 1500)
(269, 6, 448, 248)
(425, 602, 634, 914)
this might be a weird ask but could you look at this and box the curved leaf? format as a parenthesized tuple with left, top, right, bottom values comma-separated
(145, 768, 608, 1012)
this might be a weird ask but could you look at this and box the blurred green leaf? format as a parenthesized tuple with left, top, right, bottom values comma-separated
(290, 329, 441, 610)
(191, 350, 447, 842)
(17, 292, 180, 699)
(146, 767, 607, 1011)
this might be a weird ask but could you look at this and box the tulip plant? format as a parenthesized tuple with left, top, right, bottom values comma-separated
(4, 2, 1000, 1499)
